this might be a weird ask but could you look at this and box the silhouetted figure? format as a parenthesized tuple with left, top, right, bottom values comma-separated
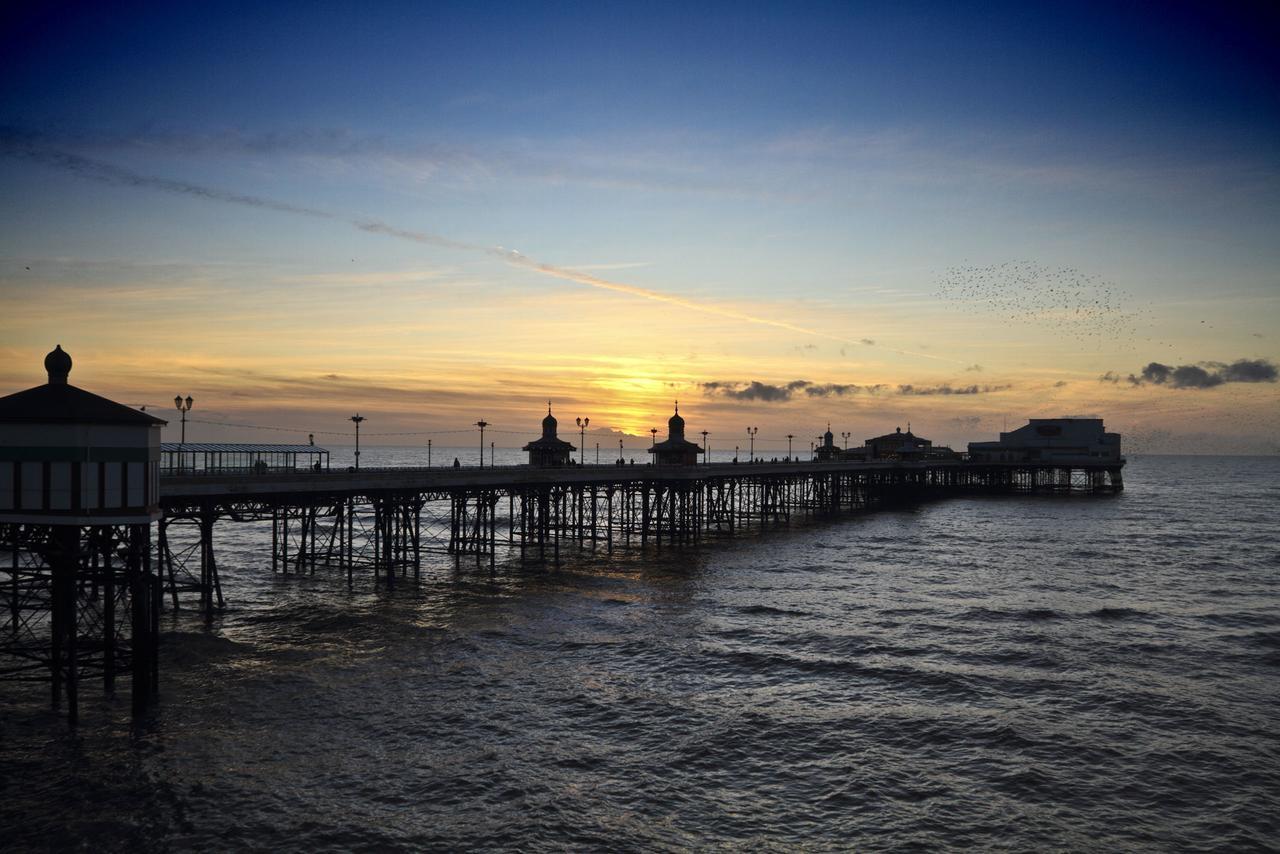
(453, 457, 461, 468)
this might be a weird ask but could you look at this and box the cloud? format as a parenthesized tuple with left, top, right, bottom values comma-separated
(1053, 380, 1068, 387)
(701, 380, 813, 401)
(949, 415, 983, 428)
(702, 380, 1004, 401)
(1125, 358, 1277, 389)
(897, 383, 1011, 396)
(1219, 359, 1278, 383)
(860, 338, 876, 346)
(965, 364, 983, 372)
(1099, 371, 1121, 384)
(804, 383, 883, 397)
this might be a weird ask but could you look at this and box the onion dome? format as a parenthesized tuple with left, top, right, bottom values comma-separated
(824, 423, 834, 443)
(668, 402, 685, 440)
(542, 402, 558, 438)
(45, 344, 72, 385)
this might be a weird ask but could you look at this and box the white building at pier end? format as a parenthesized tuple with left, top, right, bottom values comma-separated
(967, 418, 1121, 463)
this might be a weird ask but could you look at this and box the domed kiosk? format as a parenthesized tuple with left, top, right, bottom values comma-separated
(0, 346, 164, 721)
(647, 403, 704, 466)
(522, 404, 576, 467)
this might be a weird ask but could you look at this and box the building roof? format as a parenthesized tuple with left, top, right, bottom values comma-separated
(161, 443, 326, 454)
(0, 345, 167, 426)
(648, 436, 703, 453)
(522, 436, 575, 451)
(867, 426, 927, 443)
(0, 382, 167, 425)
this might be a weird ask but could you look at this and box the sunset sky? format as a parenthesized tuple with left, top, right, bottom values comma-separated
(2, 2, 1277, 453)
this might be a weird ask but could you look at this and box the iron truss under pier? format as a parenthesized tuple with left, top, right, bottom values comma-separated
(151, 459, 1123, 611)
(1, 459, 1120, 720)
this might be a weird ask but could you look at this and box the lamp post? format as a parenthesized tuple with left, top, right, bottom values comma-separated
(786, 433, 794, 461)
(650, 427, 657, 446)
(576, 416, 590, 466)
(618, 438, 624, 463)
(174, 395, 193, 472)
(475, 420, 488, 468)
(842, 431, 851, 450)
(746, 427, 758, 463)
(596, 442, 599, 465)
(701, 430, 709, 465)
(428, 438, 432, 467)
(734, 444, 739, 463)
(490, 441, 495, 468)
(349, 414, 365, 469)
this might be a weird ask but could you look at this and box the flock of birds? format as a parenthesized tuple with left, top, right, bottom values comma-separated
(933, 261, 1154, 349)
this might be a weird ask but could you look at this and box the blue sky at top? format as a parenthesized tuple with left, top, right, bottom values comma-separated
(5, 1, 1278, 140)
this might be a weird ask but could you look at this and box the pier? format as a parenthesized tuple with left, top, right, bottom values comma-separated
(5, 456, 1123, 722)
(0, 348, 1124, 722)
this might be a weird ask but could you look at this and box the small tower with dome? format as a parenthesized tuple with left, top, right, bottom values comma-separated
(815, 423, 839, 461)
(522, 403, 576, 467)
(647, 402, 704, 466)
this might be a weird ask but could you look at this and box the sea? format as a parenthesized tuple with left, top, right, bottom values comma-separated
(1, 453, 1277, 851)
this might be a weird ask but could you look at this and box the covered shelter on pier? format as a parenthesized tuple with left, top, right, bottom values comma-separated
(648, 404, 703, 466)
(522, 405, 575, 467)
(864, 425, 933, 460)
(161, 442, 329, 475)
(0, 345, 165, 722)
(815, 425, 839, 461)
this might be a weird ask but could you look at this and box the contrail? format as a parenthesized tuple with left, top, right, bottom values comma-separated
(356, 218, 898, 349)
(4, 141, 335, 219)
(3, 140, 958, 364)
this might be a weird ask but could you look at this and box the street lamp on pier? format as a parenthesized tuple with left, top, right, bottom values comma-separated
(650, 427, 658, 447)
(618, 438, 624, 463)
(349, 414, 365, 469)
(576, 416, 590, 466)
(701, 430, 709, 465)
(174, 395, 193, 471)
(746, 427, 758, 462)
(786, 433, 794, 461)
(841, 431, 851, 450)
(475, 420, 489, 468)
(428, 438, 432, 467)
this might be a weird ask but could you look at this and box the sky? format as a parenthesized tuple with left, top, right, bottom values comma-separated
(1, 1, 1278, 454)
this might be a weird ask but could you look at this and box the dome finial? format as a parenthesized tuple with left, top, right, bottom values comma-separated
(675, 400, 679, 414)
(548, 400, 552, 415)
(44, 344, 72, 384)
